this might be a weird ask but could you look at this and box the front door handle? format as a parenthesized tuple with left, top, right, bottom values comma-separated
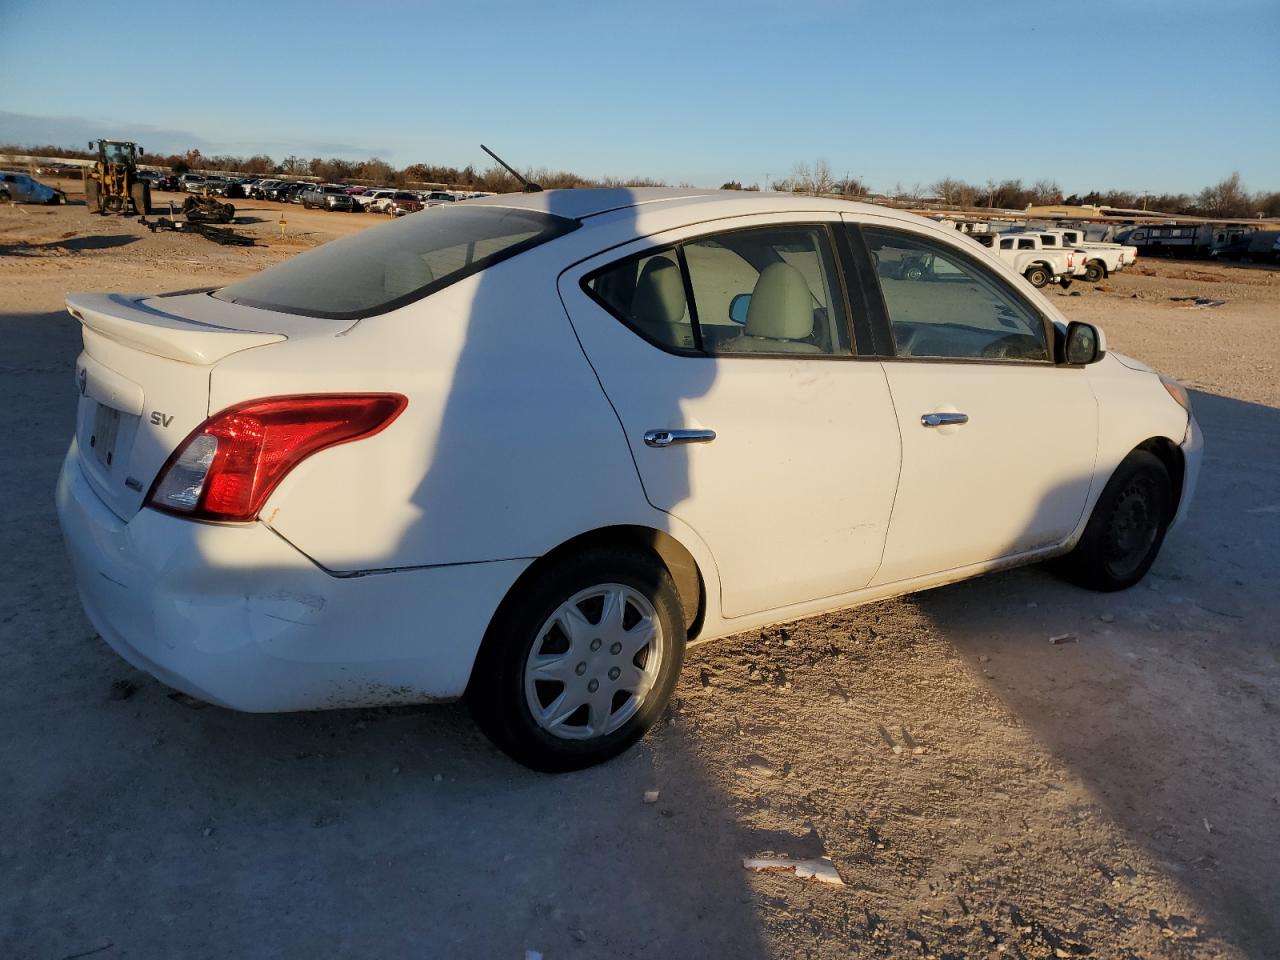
(644, 428, 717, 448)
(920, 412, 969, 428)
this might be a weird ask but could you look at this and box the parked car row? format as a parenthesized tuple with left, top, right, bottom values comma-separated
(970, 229, 1138, 288)
(138, 172, 491, 215)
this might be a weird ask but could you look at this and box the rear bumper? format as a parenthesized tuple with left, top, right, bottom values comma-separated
(56, 440, 529, 711)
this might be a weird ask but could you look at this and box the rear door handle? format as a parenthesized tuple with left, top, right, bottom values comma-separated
(920, 412, 969, 427)
(644, 429, 717, 448)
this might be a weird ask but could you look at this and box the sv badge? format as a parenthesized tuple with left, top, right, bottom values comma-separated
(150, 411, 174, 427)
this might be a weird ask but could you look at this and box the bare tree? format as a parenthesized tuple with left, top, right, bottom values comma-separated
(359, 157, 394, 185)
(1197, 172, 1251, 218)
(784, 159, 837, 195)
(836, 176, 868, 198)
(931, 177, 963, 204)
(931, 177, 978, 207)
(1031, 179, 1063, 204)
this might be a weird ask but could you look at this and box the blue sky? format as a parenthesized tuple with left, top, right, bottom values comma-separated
(1, 0, 1276, 194)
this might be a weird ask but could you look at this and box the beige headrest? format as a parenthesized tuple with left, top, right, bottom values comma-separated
(384, 253, 435, 298)
(746, 262, 813, 341)
(632, 256, 686, 326)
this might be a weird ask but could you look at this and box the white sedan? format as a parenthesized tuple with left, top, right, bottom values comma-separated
(56, 189, 1201, 771)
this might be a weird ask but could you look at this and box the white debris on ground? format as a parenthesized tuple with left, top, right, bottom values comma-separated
(743, 855, 845, 886)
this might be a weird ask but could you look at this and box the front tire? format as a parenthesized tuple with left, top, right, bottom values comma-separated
(468, 546, 686, 772)
(130, 181, 151, 216)
(1084, 260, 1106, 283)
(1052, 450, 1173, 591)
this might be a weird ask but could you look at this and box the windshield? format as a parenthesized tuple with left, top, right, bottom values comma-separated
(214, 205, 577, 319)
(102, 142, 133, 165)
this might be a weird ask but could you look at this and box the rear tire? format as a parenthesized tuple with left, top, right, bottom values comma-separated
(468, 546, 686, 772)
(1052, 450, 1173, 592)
(1084, 260, 1105, 283)
(1025, 265, 1050, 288)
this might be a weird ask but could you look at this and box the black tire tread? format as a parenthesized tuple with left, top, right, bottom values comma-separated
(468, 545, 686, 772)
(1053, 450, 1172, 592)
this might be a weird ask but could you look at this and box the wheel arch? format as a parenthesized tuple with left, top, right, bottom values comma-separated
(467, 524, 708, 700)
(1134, 436, 1185, 521)
(495, 524, 707, 639)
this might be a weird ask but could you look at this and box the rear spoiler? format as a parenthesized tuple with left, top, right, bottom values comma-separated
(66, 293, 285, 365)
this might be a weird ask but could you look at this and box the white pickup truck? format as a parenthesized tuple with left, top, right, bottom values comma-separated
(1047, 228, 1137, 280)
(973, 233, 1078, 288)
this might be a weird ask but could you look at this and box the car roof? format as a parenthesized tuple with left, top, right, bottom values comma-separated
(466, 187, 722, 220)
(448, 187, 996, 279)
(464, 186, 900, 223)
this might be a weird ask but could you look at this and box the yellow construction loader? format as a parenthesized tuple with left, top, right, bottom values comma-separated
(83, 139, 151, 216)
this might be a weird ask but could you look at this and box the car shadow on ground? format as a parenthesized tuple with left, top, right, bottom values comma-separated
(0, 234, 140, 256)
(0, 261, 767, 956)
(5, 234, 1276, 959)
(907, 389, 1280, 956)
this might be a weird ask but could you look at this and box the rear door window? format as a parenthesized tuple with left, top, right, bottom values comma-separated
(583, 224, 852, 357)
(685, 226, 850, 356)
(584, 247, 698, 352)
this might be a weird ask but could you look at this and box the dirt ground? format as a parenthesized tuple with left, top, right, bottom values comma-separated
(1, 192, 1278, 960)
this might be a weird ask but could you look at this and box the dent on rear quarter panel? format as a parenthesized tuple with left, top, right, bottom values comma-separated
(209, 250, 653, 573)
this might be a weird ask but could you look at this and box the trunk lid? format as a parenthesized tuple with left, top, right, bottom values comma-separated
(67, 291, 353, 520)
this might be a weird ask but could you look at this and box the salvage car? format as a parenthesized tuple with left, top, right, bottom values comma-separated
(0, 170, 66, 205)
(386, 191, 424, 216)
(355, 188, 397, 211)
(301, 184, 357, 211)
(55, 189, 1201, 771)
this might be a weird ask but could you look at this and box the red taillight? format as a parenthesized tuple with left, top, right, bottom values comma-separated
(147, 394, 407, 522)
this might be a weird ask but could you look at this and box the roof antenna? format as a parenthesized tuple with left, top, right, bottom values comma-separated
(481, 144, 542, 193)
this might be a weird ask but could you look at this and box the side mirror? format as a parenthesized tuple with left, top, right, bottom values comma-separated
(138, 147, 144, 155)
(1063, 321, 1103, 365)
(728, 293, 751, 325)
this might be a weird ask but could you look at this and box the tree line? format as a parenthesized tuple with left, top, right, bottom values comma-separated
(5, 142, 1276, 218)
(921, 170, 1278, 219)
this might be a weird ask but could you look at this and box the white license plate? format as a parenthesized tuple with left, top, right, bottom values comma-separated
(92, 403, 122, 469)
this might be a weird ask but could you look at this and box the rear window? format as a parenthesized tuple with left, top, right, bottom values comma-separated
(214, 205, 577, 320)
